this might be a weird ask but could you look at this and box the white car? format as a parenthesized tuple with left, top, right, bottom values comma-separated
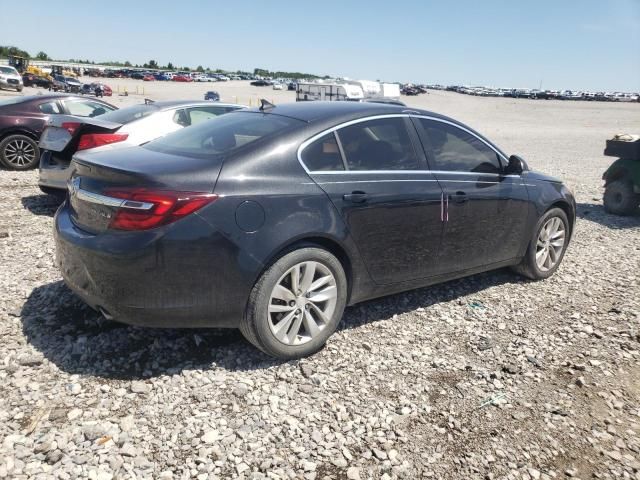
(0, 66, 23, 92)
(272, 83, 284, 90)
(39, 100, 246, 195)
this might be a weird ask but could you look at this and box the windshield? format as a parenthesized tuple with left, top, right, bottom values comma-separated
(0, 67, 17, 75)
(144, 111, 301, 159)
(98, 104, 160, 124)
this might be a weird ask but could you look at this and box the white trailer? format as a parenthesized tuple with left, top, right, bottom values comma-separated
(296, 82, 365, 102)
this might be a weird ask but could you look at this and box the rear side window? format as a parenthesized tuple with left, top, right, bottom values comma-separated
(301, 133, 344, 171)
(38, 101, 61, 114)
(144, 112, 301, 159)
(337, 117, 420, 171)
(419, 119, 502, 174)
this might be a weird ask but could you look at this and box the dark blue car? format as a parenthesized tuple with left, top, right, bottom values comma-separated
(204, 91, 220, 101)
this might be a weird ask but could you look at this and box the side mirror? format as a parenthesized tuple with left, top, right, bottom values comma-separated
(505, 155, 527, 175)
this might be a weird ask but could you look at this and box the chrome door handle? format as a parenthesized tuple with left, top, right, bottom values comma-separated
(343, 191, 368, 203)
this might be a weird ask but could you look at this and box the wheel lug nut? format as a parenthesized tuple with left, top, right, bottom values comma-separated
(289, 301, 295, 307)
(305, 304, 310, 310)
(295, 309, 301, 314)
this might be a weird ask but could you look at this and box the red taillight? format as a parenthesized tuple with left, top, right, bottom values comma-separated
(77, 133, 129, 151)
(61, 122, 82, 135)
(104, 189, 218, 231)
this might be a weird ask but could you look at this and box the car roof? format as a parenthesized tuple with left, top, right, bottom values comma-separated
(245, 100, 451, 124)
(8, 94, 111, 103)
(151, 100, 243, 110)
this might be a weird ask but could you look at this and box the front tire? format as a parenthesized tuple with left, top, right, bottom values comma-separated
(240, 247, 347, 359)
(0, 134, 40, 170)
(512, 207, 569, 280)
(603, 180, 639, 216)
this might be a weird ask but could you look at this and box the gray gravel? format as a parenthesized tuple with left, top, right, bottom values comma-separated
(0, 88, 639, 479)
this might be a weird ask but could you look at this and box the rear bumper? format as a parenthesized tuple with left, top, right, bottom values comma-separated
(54, 202, 257, 328)
(39, 150, 71, 191)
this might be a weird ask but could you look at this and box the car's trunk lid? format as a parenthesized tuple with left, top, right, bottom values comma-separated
(40, 115, 123, 167)
(68, 145, 224, 234)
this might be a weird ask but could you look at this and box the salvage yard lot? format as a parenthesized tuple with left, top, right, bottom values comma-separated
(0, 82, 639, 479)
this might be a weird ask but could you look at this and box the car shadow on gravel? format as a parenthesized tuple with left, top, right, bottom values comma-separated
(21, 270, 519, 380)
(21, 194, 63, 217)
(338, 268, 518, 332)
(576, 202, 640, 229)
(20, 281, 280, 380)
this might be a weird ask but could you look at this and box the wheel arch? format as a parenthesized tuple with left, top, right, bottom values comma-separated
(260, 235, 355, 303)
(0, 127, 40, 142)
(548, 200, 575, 238)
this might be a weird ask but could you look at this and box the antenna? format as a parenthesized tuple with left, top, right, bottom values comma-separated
(259, 99, 275, 111)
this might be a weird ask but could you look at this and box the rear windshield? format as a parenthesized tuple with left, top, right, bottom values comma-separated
(143, 112, 301, 159)
(98, 104, 160, 124)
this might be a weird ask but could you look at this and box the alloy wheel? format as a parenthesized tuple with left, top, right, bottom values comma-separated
(268, 261, 337, 345)
(4, 139, 36, 167)
(535, 216, 566, 272)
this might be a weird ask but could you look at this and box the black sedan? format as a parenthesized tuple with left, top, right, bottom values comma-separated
(55, 102, 575, 358)
(0, 95, 117, 170)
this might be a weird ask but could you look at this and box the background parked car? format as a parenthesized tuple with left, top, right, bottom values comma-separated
(22, 73, 51, 89)
(0, 95, 116, 170)
(0, 65, 23, 92)
(80, 82, 113, 97)
(52, 75, 82, 93)
(173, 75, 193, 82)
(204, 91, 220, 101)
(39, 100, 246, 195)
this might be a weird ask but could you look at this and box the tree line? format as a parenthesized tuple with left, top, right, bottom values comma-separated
(1, 45, 325, 78)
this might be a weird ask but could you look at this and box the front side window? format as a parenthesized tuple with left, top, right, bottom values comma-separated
(419, 119, 502, 174)
(301, 133, 344, 171)
(337, 117, 420, 171)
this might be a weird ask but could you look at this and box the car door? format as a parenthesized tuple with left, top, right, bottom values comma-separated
(413, 117, 529, 272)
(301, 115, 444, 285)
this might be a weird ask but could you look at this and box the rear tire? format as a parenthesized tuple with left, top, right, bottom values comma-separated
(603, 180, 640, 216)
(0, 134, 40, 170)
(512, 207, 569, 280)
(240, 247, 347, 359)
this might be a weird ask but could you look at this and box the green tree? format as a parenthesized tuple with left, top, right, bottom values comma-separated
(196, 65, 204, 72)
(148, 59, 158, 69)
(35, 51, 50, 60)
(166, 62, 174, 70)
(124, 61, 132, 67)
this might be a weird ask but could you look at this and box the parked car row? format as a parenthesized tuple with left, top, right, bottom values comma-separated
(441, 85, 640, 102)
(84, 68, 251, 82)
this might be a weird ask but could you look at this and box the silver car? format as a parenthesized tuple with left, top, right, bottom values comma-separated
(0, 66, 23, 92)
(39, 100, 246, 195)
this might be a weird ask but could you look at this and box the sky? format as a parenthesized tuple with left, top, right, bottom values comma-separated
(1, 0, 639, 91)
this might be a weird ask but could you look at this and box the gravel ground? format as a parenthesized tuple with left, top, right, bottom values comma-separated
(0, 85, 639, 480)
